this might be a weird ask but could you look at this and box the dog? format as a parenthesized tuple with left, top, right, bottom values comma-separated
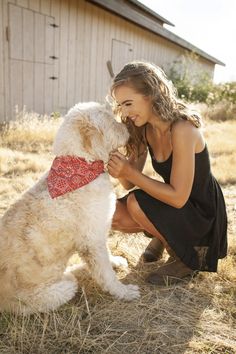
(0, 102, 140, 313)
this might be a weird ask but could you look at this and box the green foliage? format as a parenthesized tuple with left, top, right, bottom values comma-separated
(167, 53, 236, 106)
(168, 61, 213, 103)
(206, 81, 236, 105)
(50, 111, 61, 119)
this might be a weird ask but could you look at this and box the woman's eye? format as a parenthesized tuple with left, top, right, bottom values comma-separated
(125, 103, 132, 106)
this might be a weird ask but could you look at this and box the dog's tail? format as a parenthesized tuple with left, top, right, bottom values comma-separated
(0, 273, 78, 314)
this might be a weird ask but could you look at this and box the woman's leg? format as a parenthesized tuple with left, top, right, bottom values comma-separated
(126, 193, 169, 250)
(126, 193, 195, 284)
(112, 195, 170, 240)
(112, 195, 164, 262)
(111, 199, 143, 233)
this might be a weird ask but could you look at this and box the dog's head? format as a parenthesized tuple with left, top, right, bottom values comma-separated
(53, 102, 129, 162)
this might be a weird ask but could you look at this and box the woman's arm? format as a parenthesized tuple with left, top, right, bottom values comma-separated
(114, 146, 148, 190)
(108, 121, 202, 208)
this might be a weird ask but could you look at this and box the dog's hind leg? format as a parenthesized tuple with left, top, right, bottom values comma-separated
(81, 242, 140, 301)
(13, 273, 78, 314)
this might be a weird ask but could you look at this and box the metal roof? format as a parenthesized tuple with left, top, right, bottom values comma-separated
(87, 0, 225, 66)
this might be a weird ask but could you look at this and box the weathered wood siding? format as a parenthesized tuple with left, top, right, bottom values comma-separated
(0, 0, 214, 122)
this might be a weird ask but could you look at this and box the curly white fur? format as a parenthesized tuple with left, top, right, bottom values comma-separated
(0, 102, 140, 314)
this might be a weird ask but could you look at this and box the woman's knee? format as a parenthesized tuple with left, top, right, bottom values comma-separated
(111, 200, 131, 230)
(127, 194, 168, 247)
(126, 193, 142, 221)
(111, 198, 141, 231)
(111, 201, 123, 227)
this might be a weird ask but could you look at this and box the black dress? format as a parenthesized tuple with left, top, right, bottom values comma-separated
(132, 141, 227, 272)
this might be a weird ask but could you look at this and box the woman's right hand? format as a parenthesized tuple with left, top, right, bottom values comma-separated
(107, 151, 134, 179)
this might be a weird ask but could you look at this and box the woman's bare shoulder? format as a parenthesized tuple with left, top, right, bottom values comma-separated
(171, 120, 204, 151)
(172, 119, 200, 137)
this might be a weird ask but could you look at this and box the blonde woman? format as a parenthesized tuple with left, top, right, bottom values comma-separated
(108, 61, 227, 285)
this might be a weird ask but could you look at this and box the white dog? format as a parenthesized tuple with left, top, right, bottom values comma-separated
(0, 102, 140, 313)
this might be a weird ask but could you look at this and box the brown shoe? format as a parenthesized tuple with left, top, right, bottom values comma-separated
(146, 258, 196, 285)
(165, 255, 176, 264)
(142, 237, 164, 263)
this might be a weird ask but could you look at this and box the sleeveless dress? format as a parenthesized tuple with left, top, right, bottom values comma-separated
(132, 140, 228, 272)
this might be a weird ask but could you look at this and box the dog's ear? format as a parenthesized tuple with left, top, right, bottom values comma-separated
(79, 121, 98, 151)
(73, 113, 103, 153)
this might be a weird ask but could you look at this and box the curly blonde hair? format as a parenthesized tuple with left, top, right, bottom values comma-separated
(110, 61, 202, 157)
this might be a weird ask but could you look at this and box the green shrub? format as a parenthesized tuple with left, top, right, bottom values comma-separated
(206, 81, 236, 105)
(168, 62, 213, 102)
(167, 53, 236, 106)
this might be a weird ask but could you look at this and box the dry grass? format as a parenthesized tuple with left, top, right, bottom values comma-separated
(201, 102, 236, 122)
(0, 108, 61, 153)
(204, 120, 236, 185)
(0, 111, 235, 354)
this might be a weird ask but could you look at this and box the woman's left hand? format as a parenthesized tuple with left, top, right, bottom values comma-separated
(107, 151, 132, 179)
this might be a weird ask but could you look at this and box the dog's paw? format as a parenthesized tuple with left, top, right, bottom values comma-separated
(64, 263, 87, 274)
(110, 255, 128, 268)
(114, 284, 140, 301)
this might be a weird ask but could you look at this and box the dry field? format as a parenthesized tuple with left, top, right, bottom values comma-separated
(0, 109, 235, 354)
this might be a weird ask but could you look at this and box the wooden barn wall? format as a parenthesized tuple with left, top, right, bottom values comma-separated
(0, 0, 215, 122)
(0, 0, 4, 120)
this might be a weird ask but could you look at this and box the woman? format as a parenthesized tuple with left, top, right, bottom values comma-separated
(107, 61, 227, 285)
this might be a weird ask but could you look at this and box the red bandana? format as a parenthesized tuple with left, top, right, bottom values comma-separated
(47, 156, 105, 199)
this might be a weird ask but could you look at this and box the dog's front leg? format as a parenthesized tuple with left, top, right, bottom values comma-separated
(109, 253, 128, 268)
(81, 242, 140, 301)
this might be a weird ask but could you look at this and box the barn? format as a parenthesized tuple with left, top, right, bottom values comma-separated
(0, 0, 224, 122)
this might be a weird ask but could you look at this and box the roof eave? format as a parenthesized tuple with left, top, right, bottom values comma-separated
(127, 0, 175, 26)
(86, 0, 225, 66)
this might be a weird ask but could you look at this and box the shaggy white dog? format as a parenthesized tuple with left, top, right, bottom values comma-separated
(0, 102, 140, 313)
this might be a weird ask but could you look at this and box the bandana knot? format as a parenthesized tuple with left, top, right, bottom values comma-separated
(47, 156, 104, 199)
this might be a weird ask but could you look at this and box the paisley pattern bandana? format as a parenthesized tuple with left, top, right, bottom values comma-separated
(47, 156, 105, 199)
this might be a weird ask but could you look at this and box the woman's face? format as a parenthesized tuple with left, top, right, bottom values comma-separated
(113, 85, 154, 127)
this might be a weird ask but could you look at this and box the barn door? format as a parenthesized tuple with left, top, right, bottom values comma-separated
(8, 3, 57, 115)
(111, 39, 133, 77)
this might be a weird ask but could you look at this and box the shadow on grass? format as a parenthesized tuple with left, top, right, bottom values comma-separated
(0, 254, 233, 354)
